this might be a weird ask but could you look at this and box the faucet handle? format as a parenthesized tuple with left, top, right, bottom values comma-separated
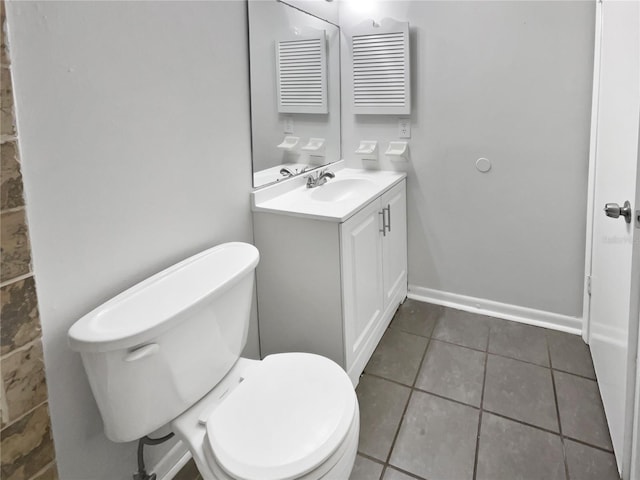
(305, 174, 315, 187)
(280, 167, 294, 177)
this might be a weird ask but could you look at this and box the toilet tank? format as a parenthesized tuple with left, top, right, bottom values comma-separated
(68, 242, 259, 443)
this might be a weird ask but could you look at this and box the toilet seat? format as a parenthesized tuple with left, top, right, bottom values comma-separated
(203, 353, 357, 480)
(202, 405, 359, 480)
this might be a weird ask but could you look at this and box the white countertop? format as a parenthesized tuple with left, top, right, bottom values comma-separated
(251, 163, 406, 222)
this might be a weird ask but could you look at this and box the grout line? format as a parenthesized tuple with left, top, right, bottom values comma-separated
(27, 460, 56, 480)
(480, 407, 616, 454)
(562, 435, 615, 454)
(0, 336, 44, 361)
(363, 372, 415, 391)
(385, 339, 431, 465)
(364, 371, 482, 412)
(0, 204, 26, 215)
(382, 334, 433, 473)
(0, 271, 33, 289)
(551, 367, 597, 382)
(384, 464, 431, 480)
(486, 350, 550, 369)
(0, 398, 49, 432)
(388, 323, 432, 341)
(426, 336, 486, 355)
(411, 386, 481, 411)
(356, 452, 385, 465)
(379, 464, 387, 480)
(0, 134, 18, 144)
(472, 328, 491, 480)
(384, 388, 414, 465)
(547, 338, 571, 480)
(482, 409, 562, 437)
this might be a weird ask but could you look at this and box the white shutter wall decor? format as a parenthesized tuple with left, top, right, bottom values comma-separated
(351, 19, 410, 115)
(276, 30, 328, 114)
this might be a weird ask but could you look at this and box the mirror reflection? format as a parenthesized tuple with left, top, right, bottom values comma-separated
(248, 0, 341, 188)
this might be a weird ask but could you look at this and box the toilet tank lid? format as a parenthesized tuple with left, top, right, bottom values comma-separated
(68, 242, 259, 353)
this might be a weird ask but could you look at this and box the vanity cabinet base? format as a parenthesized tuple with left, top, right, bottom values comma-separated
(253, 179, 407, 386)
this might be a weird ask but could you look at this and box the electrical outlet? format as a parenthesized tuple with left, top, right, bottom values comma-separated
(284, 116, 294, 134)
(398, 118, 411, 138)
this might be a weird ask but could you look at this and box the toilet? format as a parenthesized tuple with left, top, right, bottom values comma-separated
(68, 242, 359, 480)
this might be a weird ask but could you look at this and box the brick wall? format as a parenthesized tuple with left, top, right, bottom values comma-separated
(0, 2, 58, 479)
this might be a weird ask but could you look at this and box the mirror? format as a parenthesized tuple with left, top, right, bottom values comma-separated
(248, 0, 341, 188)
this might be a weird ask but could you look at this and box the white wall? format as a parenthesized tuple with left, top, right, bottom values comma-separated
(340, 1, 595, 326)
(6, 1, 257, 478)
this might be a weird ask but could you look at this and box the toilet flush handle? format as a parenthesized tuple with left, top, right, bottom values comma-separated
(124, 343, 160, 362)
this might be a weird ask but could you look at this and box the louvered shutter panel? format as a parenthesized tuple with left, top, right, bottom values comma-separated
(276, 32, 328, 114)
(351, 19, 410, 115)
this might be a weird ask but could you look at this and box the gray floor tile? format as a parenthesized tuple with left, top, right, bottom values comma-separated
(389, 391, 479, 480)
(476, 412, 566, 480)
(174, 459, 200, 480)
(389, 299, 441, 337)
(356, 374, 411, 461)
(483, 354, 559, 431)
(564, 439, 620, 480)
(349, 455, 384, 480)
(555, 371, 613, 450)
(547, 330, 596, 379)
(382, 467, 417, 480)
(432, 308, 490, 351)
(365, 328, 429, 386)
(488, 319, 550, 366)
(415, 340, 485, 407)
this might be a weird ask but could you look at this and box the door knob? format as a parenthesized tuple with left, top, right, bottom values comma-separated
(604, 200, 632, 223)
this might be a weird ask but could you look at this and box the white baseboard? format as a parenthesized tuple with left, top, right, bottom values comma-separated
(153, 440, 192, 480)
(408, 285, 582, 335)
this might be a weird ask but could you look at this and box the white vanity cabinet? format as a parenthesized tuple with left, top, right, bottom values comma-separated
(253, 178, 407, 385)
(341, 182, 407, 380)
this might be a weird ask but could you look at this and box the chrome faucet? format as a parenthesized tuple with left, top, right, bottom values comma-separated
(280, 167, 296, 178)
(305, 169, 335, 188)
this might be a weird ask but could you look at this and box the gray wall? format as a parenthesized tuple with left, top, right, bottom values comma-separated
(340, 1, 595, 322)
(6, 1, 257, 478)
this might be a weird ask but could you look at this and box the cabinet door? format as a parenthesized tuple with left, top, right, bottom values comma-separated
(341, 199, 385, 370)
(381, 181, 408, 309)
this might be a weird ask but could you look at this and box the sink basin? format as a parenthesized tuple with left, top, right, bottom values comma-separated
(309, 178, 378, 202)
(251, 164, 407, 222)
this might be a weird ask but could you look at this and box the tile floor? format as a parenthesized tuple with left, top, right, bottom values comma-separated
(349, 300, 620, 480)
(175, 299, 621, 480)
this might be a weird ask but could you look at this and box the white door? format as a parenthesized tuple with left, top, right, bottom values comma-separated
(381, 181, 408, 309)
(587, 0, 640, 476)
(341, 199, 384, 370)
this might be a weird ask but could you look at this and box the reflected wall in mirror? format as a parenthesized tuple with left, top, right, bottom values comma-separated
(248, 0, 341, 188)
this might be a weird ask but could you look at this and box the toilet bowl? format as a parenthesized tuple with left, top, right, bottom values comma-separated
(67, 242, 359, 479)
(173, 355, 359, 480)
